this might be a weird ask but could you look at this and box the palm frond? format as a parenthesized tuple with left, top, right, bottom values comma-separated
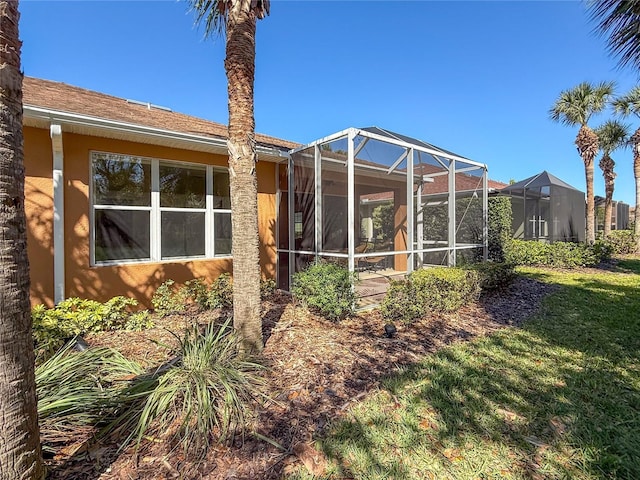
(595, 119, 631, 154)
(187, 0, 270, 38)
(550, 81, 614, 126)
(612, 85, 640, 117)
(589, 0, 640, 70)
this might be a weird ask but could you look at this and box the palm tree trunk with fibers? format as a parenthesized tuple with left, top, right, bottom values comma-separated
(633, 129, 640, 251)
(576, 125, 599, 243)
(225, 0, 262, 354)
(0, 1, 44, 478)
(599, 155, 616, 236)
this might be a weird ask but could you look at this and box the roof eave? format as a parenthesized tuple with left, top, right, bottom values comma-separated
(23, 105, 291, 162)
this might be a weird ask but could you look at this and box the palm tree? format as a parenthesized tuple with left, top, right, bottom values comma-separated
(595, 120, 629, 236)
(0, 1, 44, 478)
(550, 81, 614, 243)
(188, 0, 269, 354)
(589, 0, 640, 71)
(612, 86, 640, 249)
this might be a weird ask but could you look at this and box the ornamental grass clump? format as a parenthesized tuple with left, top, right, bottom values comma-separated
(291, 262, 357, 322)
(115, 320, 265, 456)
(36, 342, 143, 453)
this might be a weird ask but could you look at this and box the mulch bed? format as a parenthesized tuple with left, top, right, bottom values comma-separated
(46, 276, 557, 480)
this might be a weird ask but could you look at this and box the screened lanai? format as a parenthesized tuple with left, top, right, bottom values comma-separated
(276, 127, 488, 305)
(500, 171, 585, 243)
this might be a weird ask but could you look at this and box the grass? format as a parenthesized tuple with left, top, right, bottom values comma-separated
(287, 264, 640, 479)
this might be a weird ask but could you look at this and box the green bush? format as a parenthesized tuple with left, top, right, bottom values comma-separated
(465, 262, 516, 292)
(380, 279, 423, 324)
(32, 297, 153, 358)
(206, 273, 234, 309)
(115, 321, 265, 456)
(488, 196, 513, 262)
(381, 267, 481, 324)
(411, 267, 481, 313)
(152, 280, 187, 316)
(182, 278, 210, 310)
(260, 278, 277, 299)
(604, 230, 638, 255)
(504, 239, 611, 268)
(291, 262, 357, 321)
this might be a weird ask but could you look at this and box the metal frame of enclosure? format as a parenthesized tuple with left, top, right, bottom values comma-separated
(275, 127, 489, 293)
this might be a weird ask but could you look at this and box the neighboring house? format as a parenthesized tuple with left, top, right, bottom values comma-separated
(594, 196, 630, 231)
(499, 171, 586, 243)
(23, 78, 490, 308)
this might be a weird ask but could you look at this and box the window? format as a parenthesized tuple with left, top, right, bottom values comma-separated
(91, 152, 232, 264)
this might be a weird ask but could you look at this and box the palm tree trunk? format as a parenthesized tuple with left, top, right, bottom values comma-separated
(225, 0, 262, 355)
(577, 125, 599, 243)
(0, 1, 44, 478)
(633, 129, 640, 252)
(599, 155, 616, 237)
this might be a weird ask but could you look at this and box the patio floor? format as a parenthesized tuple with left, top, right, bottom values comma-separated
(356, 268, 406, 309)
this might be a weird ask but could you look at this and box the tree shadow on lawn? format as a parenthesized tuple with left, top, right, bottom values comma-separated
(318, 273, 640, 479)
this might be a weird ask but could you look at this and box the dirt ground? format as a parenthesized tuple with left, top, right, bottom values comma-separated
(46, 276, 557, 480)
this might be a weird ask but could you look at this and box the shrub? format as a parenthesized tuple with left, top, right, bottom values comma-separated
(32, 297, 153, 358)
(410, 267, 481, 313)
(380, 279, 423, 324)
(488, 196, 513, 262)
(152, 279, 187, 316)
(182, 278, 210, 310)
(36, 342, 143, 453)
(604, 230, 638, 255)
(291, 262, 357, 321)
(465, 262, 516, 292)
(380, 267, 481, 324)
(207, 273, 234, 309)
(116, 321, 265, 456)
(260, 278, 277, 299)
(504, 239, 611, 268)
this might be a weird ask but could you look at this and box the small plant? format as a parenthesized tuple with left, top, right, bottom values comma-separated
(182, 278, 210, 310)
(260, 278, 277, 299)
(32, 296, 152, 359)
(116, 321, 265, 456)
(124, 310, 154, 331)
(291, 262, 357, 322)
(152, 279, 187, 316)
(207, 273, 234, 309)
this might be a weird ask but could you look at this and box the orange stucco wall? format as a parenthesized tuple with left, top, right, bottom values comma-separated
(24, 126, 278, 308)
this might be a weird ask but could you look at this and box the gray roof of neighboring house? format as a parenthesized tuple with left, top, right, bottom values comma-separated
(500, 170, 582, 193)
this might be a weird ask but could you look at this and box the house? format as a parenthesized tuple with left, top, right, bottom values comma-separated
(23, 78, 489, 308)
(594, 196, 630, 231)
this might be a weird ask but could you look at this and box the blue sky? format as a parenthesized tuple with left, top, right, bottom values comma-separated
(20, 0, 640, 204)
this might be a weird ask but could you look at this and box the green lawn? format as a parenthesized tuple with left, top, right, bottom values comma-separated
(287, 261, 640, 479)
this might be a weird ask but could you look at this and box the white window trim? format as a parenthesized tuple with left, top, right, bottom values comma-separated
(90, 151, 232, 266)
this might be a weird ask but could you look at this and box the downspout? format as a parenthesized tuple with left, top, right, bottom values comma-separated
(50, 124, 65, 304)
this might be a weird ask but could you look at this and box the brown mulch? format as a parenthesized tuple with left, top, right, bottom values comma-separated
(46, 277, 557, 480)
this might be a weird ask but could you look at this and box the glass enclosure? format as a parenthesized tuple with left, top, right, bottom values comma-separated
(277, 127, 489, 304)
(500, 171, 585, 243)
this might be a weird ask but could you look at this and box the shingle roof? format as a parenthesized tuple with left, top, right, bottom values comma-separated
(22, 77, 299, 151)
(500, 170, 581, 193)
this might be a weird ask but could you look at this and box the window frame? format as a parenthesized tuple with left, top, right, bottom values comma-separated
(90, 151, 232, 266)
